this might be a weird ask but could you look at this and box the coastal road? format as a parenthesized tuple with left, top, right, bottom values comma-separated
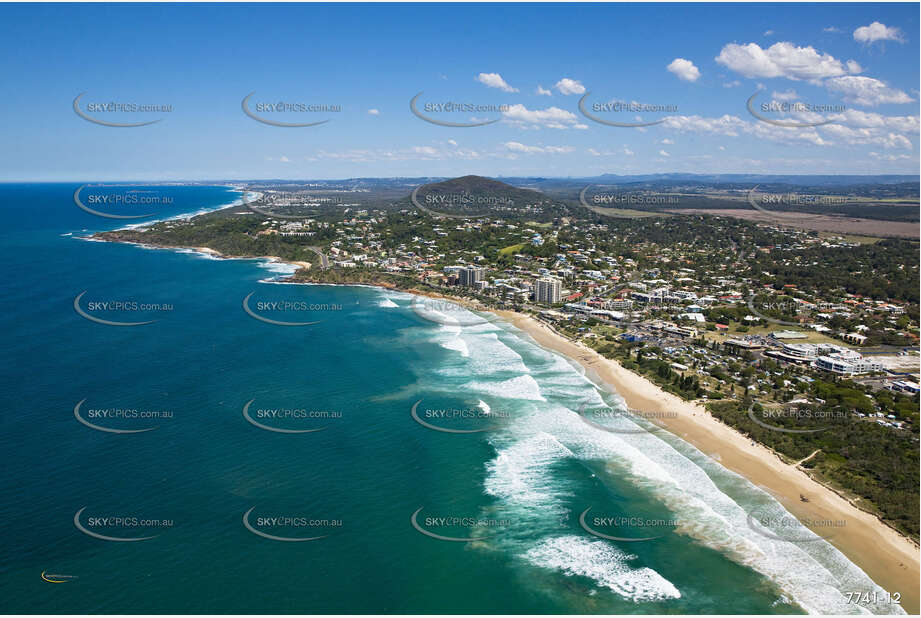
(308, 246, 330, 269)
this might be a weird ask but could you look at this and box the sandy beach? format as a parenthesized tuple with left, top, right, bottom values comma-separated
(92, 231, 921, 612)
(498, 310, 920, 613)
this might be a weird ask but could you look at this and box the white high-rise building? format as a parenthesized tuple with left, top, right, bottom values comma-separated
(459, 266, 485, 287)
(535, 277, 562, 304)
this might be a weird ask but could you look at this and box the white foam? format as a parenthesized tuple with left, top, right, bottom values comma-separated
(464, 374, 545, 402)
(474, 320, 904, 614)
(485, 432, 573, 507)
(378, 298, 399, 308)
(118, 189, 252, 231)
(525, 535, 681, 602)
(174, 248, 220, 260)
(439, 335, 470, 358)
(256, 259, 298, 275)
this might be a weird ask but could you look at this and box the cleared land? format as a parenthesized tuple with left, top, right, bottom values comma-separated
(672, 208, 919, 239)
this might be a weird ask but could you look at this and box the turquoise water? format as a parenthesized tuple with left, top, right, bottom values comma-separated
(0, 184, 901, 614)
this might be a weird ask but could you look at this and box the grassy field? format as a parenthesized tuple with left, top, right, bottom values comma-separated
(816, 231, 884, 245)
(586, 206, 670, 218)
(704, 324, 853, 347)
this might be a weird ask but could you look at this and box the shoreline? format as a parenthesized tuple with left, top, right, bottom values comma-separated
(497, 310, 920, 614)
(89, 228, 920, 612)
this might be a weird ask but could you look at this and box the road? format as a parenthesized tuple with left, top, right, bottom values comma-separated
(307, 246, 330, 269)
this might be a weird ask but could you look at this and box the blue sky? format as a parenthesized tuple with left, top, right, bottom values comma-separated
(1, 2, 918, 180)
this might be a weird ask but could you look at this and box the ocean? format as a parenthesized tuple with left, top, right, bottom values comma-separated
(0, 183, 903, 614)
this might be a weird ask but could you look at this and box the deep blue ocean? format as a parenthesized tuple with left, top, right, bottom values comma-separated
(0, 184, 902, 614)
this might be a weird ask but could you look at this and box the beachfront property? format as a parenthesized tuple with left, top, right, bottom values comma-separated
(535, 277, 562, 304)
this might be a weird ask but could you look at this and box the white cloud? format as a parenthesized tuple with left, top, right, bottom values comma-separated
(659, 150, 670, 157)
(367, 108, 380, 115)
(503, 141, 575, 154)
(660, 113, 831, 146)
(823, 26, 841, 33)
(475, 72, 518, 92)
(447, 139, 457, 146)
(308, 145, 484, 163)
(763, 30, 774, 36)
(554, 78, 586, 95)
(659, 107, 917, 151)
(853, 21, 904, 44)
(723, 80, 742, 88)
(667, 58, 701, 82)
(536, 85, 552, 96)
(828, 109, 919, 133)
(715, 41, 856, 82)
(279, 156, 290, 163)
(869, 151, 912, 161)
(846, 60, 863, 74)
(718, 145, 726, 150)
(819, 124, 913, 149)
(660, 114, 748, 137)
(586, 146, 633, 156)
(661, 138, 674, 144)
(825, 76, 914, 106)
(502, 104, 588, 129)
(772, 89, 799, 101)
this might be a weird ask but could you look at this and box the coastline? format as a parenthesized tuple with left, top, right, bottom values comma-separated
(89, 222, 920, 612)
(497, 309, 920, 614)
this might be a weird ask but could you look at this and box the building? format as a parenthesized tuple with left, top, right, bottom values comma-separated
(535, 277, 562, 304)
(459, 266, 485, 287)
(781, 343, 818, 360)
(771, 330, 808, 340)
(606, 298, 634, 311)
(842, 332, 868, 345)
(814, 353, 883, 375)
(890, 380, 920, 395)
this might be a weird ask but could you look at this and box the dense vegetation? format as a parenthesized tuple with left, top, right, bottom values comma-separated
(708, 394, 919, 541)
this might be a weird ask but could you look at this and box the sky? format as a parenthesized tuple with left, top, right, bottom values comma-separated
(1, 2, 918, 181)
